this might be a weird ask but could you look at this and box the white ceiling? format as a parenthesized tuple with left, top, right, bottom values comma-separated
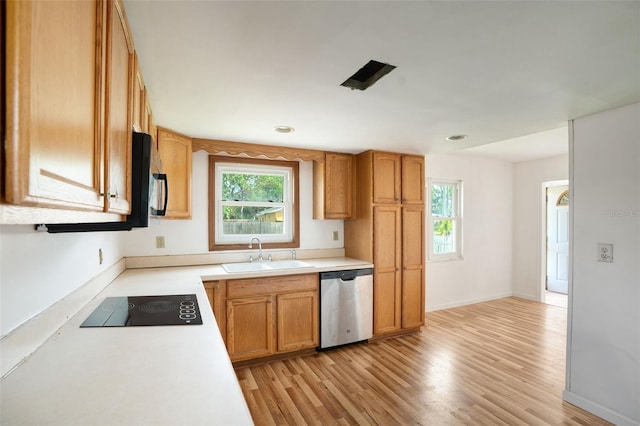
(124, 0, 640, 161)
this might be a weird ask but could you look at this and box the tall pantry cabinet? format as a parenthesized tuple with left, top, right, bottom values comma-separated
(345, 151, 425, 337)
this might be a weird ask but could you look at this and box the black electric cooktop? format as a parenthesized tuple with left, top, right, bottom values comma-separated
(80, 294, 202, 327)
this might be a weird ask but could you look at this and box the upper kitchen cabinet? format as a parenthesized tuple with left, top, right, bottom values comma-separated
(104, 0, 134, 214)
(132, 52, 146, 133)
(313, 152, 354, 220)
(157, 127, 192, 219)
(143, 88, 157, 141)
(401, 155, 425, 204)
(4, 0, 134, 215)
(4, 0, 105, 211)
(372, 152, 401, 204)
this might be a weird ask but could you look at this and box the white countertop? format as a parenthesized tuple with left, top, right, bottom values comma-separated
(0, 257, 372, 426)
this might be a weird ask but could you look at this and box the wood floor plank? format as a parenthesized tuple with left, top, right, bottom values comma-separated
(235, 297, 612, 425)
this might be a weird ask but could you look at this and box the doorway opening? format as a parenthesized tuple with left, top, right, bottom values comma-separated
(543, 180, 569, 308)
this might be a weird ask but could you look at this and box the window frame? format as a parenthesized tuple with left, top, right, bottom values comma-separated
(427, 178, 463, 261)
(208, 156, 299, 251)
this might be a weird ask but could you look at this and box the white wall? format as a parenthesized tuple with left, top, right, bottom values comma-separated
(512, 154, 568, 300)
(0, 226, 124, 336)
(564, 103, 639, 425)
(425, 154, 514, 311)
(122, 151, 344, 257)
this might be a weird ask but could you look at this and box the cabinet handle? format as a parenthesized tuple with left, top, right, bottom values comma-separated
(101, 191, 119, 200)
(213, 285, 219, 290)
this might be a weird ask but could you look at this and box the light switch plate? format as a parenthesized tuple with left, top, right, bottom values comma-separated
(597, 243, 613, 263)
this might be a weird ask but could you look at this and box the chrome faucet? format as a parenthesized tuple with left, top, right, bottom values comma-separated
(248, 237, 263, 261)
(290, 249, 296, 260)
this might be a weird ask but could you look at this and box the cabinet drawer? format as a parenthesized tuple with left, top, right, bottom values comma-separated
(227, 273, 318, 298)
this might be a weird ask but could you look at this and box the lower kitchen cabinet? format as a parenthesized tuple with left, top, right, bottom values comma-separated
(277, 291, 318, 352)
(223, 273, 319, 363)
(227, 296, 275, 361)
(203, 280, 227, 344)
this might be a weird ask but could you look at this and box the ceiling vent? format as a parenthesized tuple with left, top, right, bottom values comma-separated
(341, 60, 396, 91)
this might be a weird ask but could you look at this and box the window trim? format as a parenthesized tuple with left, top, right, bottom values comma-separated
(428, 178, 463, 261)
(208, 156, 299, 251)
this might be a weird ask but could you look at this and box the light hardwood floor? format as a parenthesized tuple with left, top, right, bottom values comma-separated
(235, 297, 610, 425)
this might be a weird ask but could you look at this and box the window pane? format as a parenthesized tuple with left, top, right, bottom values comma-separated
(431, 184, 453, 217)
(222, 173, 284, 202)
(433, 219, 455, 253)
(222, 206, 284, 235)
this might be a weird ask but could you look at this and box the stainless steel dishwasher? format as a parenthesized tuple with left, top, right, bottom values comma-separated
(319, 268, 373, 349)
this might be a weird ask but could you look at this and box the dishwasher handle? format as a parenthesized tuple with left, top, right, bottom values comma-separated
(339, 270, 358, 281)
(320, 268, 373, 282)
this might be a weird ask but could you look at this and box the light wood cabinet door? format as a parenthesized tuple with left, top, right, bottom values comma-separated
(157, 127, 192, 218)
(132, 52, 145, 133)
(103, 0, 133, 214)
(313, 153, 353, 219)
(277, 291, 319, 352)
(402, 205, 425, 328)
(226, 296, 274, 361)
(143, 87, 154, 138)
(372, 152, 401, 204)
(401, 155, 425, 205)
(373, 205, 402, 335)
(203, 280, 227, 344)
(5, 0, 104, 211)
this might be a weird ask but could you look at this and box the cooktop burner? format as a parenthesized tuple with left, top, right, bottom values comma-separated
(80, 294, 203, 327)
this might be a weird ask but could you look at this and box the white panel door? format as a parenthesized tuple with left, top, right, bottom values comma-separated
(547, 186, 569, 294)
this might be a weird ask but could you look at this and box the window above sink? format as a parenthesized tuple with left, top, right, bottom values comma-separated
(209, 156, 300, 252)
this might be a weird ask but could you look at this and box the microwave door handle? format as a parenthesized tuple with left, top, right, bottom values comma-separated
(151, 173, 168, 216)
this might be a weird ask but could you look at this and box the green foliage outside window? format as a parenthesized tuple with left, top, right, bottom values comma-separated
(222, 173, 284, 220)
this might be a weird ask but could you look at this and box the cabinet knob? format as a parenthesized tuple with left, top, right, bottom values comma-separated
(213, 285, 219, 290)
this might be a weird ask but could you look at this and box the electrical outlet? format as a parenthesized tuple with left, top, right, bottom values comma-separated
(98, 248, 103, 265)
(156, 236, 166, 249)
(597, 243, 613, 263)
(333, 231, 339, 241)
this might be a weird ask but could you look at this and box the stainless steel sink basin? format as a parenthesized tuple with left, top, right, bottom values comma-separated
(221, 260, 314, 273)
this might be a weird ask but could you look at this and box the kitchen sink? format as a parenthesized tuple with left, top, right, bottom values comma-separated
(221, 262, 272, 273)
(267, 260, 313, 269)
(221, 260, 314, 273)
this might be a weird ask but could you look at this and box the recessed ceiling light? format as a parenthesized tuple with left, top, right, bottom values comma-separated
(273, 126, 295, 134)
(446, 134, 467, 141)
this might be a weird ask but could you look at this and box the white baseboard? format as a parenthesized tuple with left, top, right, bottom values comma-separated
(426, 292, 513, 312)
(0, 259, 126, 379)
(563, 390, 639, 426)
(511, 292, 539, 302)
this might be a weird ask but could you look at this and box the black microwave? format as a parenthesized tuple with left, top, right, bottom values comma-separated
(43, 132, 168, 233)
